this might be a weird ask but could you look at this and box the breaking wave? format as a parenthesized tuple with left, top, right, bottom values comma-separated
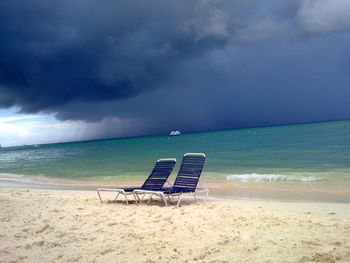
(0, 173, 57, 185)
(226, 173, 321, 182)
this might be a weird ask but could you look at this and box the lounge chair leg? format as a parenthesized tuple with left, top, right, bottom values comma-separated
(205, 189, 209, 202)
(193, 193, 197, 203)
(133, 193, 139, 205)
(97, 190, 103, 203)
(176, 194, 183, 207)
(148, 194, 153, 205)
(167, 196, 171, 204)
(134, 193, 141, 202)
(161, 194, 168, 207)
(114, 192, 120, 201)
(124, 194, 129, 205)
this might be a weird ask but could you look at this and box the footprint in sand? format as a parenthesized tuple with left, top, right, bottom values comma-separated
(298, 256, 312, 263)
(0, 249, 10, 255)
(36, 224, 50, 234)
(106, 222, 118, 226)
(0, 216, 11, 222)
(334, 241, 342, 246)
(100, 248, 114, 255)
(33, 240, 45, 247)
(311, 252, 336, 262)
(217, 238, 230, 245)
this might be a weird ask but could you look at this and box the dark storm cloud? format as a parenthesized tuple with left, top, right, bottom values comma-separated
(0, 0, 234, 112)
(1, 0, 350, 136)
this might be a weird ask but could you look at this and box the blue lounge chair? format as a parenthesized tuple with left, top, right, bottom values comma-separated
(134, 153, 208, 207)
(97, 158, 176, 204)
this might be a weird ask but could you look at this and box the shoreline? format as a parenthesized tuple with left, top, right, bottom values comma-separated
(1, 176, 350, 203)
(1, 187, 349, 262)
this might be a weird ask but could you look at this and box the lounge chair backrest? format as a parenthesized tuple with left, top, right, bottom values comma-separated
(173, 153, 206, 191)
(141, 158, 176, 190)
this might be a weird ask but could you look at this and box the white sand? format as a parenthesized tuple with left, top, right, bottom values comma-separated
(1, 188, 350, 263)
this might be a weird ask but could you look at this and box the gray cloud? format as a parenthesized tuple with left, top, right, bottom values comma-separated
(232, 18, 286, 43)
(297, 0, 350, 34)
(0, 0, 234, 112)
(0, 0, 350, 138)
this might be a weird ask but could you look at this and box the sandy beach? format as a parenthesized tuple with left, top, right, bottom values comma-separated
(1, 188, 349, 263)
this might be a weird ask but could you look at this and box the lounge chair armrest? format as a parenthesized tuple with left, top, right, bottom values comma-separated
(195, 188, 209, 192)
(97, 188, 126, 192)
(133, 189, 163, 194)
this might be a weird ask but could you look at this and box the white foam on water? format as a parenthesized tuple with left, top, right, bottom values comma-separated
(0, 173, 58, 185)
(226, 173, 321, 182)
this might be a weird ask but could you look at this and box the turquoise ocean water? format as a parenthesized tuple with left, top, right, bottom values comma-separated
(1, 121, 350, 197)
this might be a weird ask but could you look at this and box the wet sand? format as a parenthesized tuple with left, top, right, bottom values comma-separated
(1, 188, 350, 263)
(1, 176, 350, 203)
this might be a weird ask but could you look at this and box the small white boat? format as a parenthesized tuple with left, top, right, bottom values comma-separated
(170, 130, 181, 136)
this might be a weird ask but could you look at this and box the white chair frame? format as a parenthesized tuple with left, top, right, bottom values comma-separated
(133, 182, 209, 207)
(96, 158, 176, 204)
